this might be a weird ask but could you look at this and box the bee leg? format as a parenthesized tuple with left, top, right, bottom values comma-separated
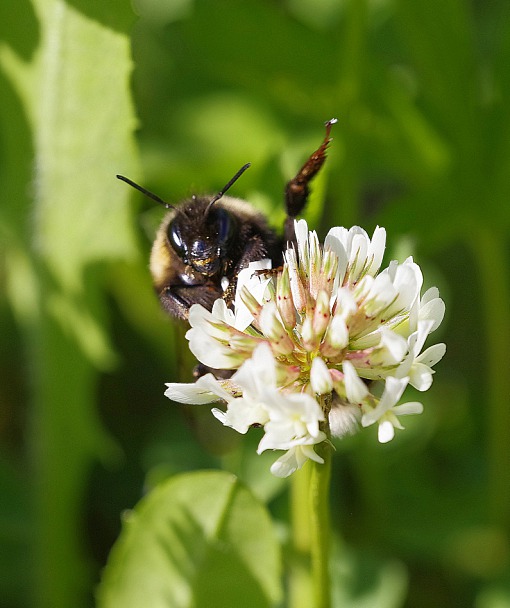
(193, 363, 233, 380)
(222, 233, 279, 306)
(284, 119, 336, 243)
(159, 283, 222, 321)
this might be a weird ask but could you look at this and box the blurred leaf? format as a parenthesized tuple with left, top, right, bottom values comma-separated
(0, 67, 34, 246)
(0, 457, 31, 606)
(133, 0, 193, 24)
(220, 428, 288, 504)
(1, 1, 509, 607)
(0, 0, 39, 61)
(1, 0, 141, 368)
(286, 0, 344, 30)
(97, 471, 282, 608)
(1, 1, 139, 293)
(396, 0, 476, 144)
(476, 586, 510, 608)
(444, 525, 509, 579)
(386, 0, 510, 243)
(0, 1, 140, 607)
(331, 542, 408, 608)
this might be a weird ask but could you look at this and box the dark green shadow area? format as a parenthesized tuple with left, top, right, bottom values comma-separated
(0, 0, 39, 60)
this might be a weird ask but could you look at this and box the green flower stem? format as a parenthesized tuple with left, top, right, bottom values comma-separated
(310, 441, 333, 608)
(289, 440, 333, 608)
(289, 464, 313, 608)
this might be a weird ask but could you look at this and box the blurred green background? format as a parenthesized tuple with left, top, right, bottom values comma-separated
(1, 0, 510, 606)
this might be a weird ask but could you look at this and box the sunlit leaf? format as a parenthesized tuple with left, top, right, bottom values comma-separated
(98, 471, 282, 608)
(0, 3, 140, 608)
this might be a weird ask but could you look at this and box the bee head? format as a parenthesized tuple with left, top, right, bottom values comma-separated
(117, 163, 250, 278)
(166, 200, 238, 276)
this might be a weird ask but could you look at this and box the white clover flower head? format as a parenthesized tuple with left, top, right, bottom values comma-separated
(165, 222, 446, 477)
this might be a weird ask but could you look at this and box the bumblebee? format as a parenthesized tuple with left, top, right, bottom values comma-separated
(117, 119, 336, 321)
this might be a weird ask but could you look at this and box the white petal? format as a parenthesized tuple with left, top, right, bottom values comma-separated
(335, 287, 358, 319)
(258, 302, 294, 355)
(362, 376, 408, 425)
(353, 274, 374, 302)
(326, 226, 349, 249)
(385, 262, 422, 315)
(394, 322, 433, 382)
(418, 343, 446, 367)
(366, 226, 386, 275)
(187, 301, 233, 341)
(310, 357, 333, 394)
(348, 231, 369, 281)
(325, 315, 349, 350)
(233, 259, 272, 330)
(324, 231, 349, 285)
(284, 248, 307, 312)
(188, 299, 234, 334)
(294, 219, 309, 252)
(270, 449, 301, 477)
(419, 296, 445, 332)
(379, 328, 408, 364)
(380, 375, 408, 407)
(258, 300, 281, 335)
(211, 298, 236, 325)
(187, 303, 210, 327)
(164, 378, 222, 405)
(187, 329, 239, 369)
(271, 445, 325, 477)
(347, 226, 369, 253)
(187, 304, 220, 337)
(285, 393, 326, 428)
(343, 360, 369, 403)
(378, 420, 395, 443)
(421, 286, 439, 305)
(413, 320, 435, 356)
(363, 272, 395, 316)
(385, 259, 399, 282)
(409, 362, 433, 391)
(408, 296, 419, 334)
(259, 426, 326, 452)
(361, 410, 374, 428)
(301, 443, 325, 464)
(212, 396, 268, 434)
(233, 343, 277, 395)
(394, 263, 421, 308)
(393, 401, 424, 416)
(196, 374, 235, 401)
(258, 391, 325, 452)
(211, 407, 228, 425)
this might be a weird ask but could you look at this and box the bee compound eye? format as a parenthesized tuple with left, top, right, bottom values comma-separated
(210, 207, 237, 247)
(167, 219, 186, 257)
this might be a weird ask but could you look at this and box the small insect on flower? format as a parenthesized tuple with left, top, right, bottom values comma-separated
(117, 119, 337, 322)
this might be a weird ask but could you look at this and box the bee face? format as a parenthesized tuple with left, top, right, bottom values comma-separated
(150, 194, 279, 320)
(118, 119, 336, 322)
(165, 199, 237, 276)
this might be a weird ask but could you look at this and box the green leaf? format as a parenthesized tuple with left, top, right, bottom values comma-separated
(0, 2, 140, 607)
(97, 471, 282, 608)
(1, 0, 139, 295)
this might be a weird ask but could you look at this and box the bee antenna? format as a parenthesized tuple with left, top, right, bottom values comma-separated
(205, 163, 251, 214)
(116, 175, 174, 209)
